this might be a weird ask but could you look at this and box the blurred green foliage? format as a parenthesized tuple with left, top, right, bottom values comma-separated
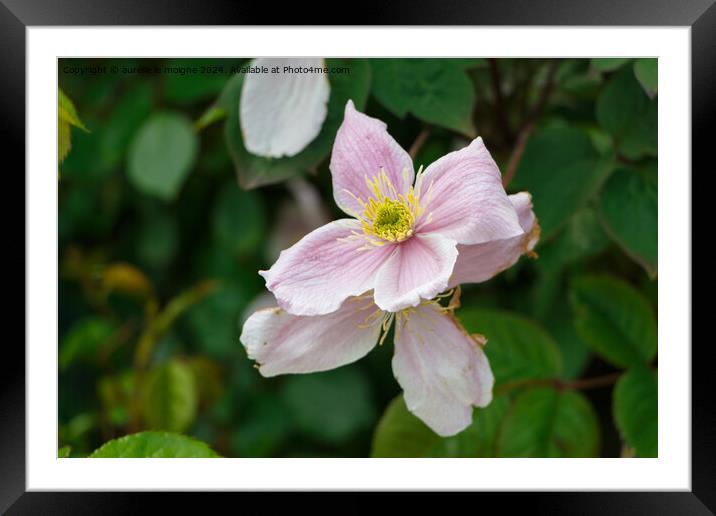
(59, 57, 657, 458)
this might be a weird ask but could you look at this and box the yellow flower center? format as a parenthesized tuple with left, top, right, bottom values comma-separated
(337, 167, 434, 250)
(371, 199, 414, 242)
(354, 168, 432, 246)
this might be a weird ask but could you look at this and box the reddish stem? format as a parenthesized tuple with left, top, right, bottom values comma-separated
(409, 127, 432, 160)
(502, 60, 561, 188)
(496, 371, 623, 395)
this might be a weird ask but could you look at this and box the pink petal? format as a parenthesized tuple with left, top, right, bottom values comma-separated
(373, 233, 458, 313)
(449, 192, 540, 287)
(260, 219, 394, 316)
(240, 297, 382, 376)
(329, 100, 414, 216)
(415, 137, 523, 245)
(392, 302, 494, 437)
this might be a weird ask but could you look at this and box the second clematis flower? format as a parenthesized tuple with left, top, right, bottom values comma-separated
(260, 100, 526, 316)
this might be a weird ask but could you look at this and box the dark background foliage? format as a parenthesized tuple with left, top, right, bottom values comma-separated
(58, 57, 657, 458)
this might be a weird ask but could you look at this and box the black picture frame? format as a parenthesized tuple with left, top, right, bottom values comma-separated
(3, 0, 710, 513)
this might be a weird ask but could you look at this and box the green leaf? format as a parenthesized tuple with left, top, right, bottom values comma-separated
(558, 62, 602, 100)
(99, 82, 153, 170)
(222, 58, 371, 189)
(212, 181, 266, 255)
(599, 165, 658, 276)
(457, 308, 562, 386)
(544, 304, 592, 381)
(427, 395, 511, 457)
(570, 275, 657, 368)
(613, 368, 658, 457)
(89, 431, 220, 458)
(58, 88, 89, 165)
(633, 58, 658, 96)
(59, 318, 116, 370)
(128, 112, 198, 200)
(591, 58, 631, 72)
(280, 367, 376, 445)
(58, 88, 89, 131)
(498, 387, 600, 457)
(531, 207, 610, 318)
(58, 446, 71, 458)
(370, 58, 476, 136)
(371, 396, 441, 457)
(141, 359, 198, 433)
(596, 66, 657, 159)
(511, 125, 614, 239)
(58, 118, 71, 164)
(231, 394, 293, 457)
(371, 394, 510, 458)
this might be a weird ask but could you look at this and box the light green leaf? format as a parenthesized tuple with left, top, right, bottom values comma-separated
(280, 368, 375, 445)
(58, 446, 71, 458)
(212, 181, 266, 255)
(59, 318, 116, 370)
(141, 359, 198, 433)
(498, 387, 600, 457)
(58, 88, 89, 165)
(633, 58, 658, 96)
(222, 58, 371, 189)
(89, 431, 220, 458)
(613, 368, 658, 457)
(128, 112, 198, 200)
(570, 275, 657, 368)
(58, 88, 89, 131)
(58, 118, 71, 164)
(591, 58, 631, 72)
(599, 165, 658, 276)
(457, 308, 562, 386)
(511, 125, 614, 239)
(370, 58, 476, 136)
(596, 66, 657, 159)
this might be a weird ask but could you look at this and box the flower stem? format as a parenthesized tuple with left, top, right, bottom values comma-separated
(488, 59, 512, 143)
(502, 60, 561, 189)
(495, 371, 624, 395)
(409, 127, 432, 160)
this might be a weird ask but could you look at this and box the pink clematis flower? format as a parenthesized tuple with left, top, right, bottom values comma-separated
(241, 194, 539, 436)
(260, 100, 525, 316)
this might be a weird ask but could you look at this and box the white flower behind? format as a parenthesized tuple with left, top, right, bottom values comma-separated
(240, 57, 330, 158)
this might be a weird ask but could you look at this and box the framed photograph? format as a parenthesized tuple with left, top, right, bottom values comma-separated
(5, 0, 710, 512)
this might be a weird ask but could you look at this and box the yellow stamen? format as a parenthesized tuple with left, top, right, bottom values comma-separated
(354, 168, 428, 244)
